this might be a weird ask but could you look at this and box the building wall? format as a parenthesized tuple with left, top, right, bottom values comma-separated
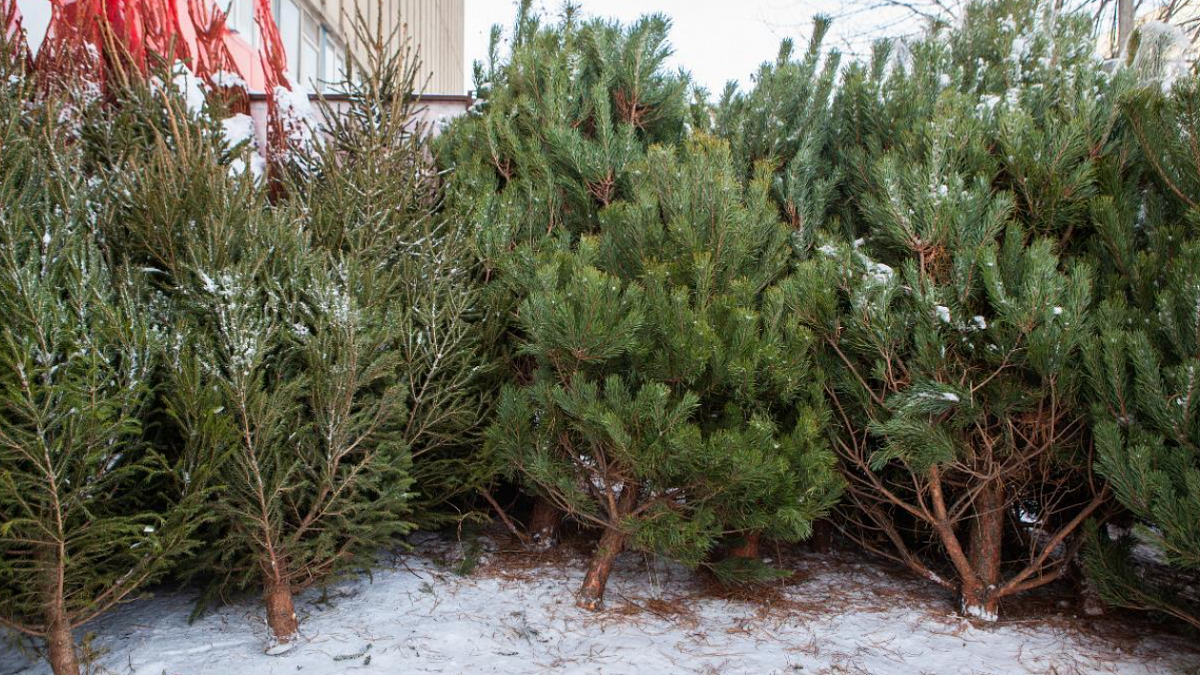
(292, 0, 464, 95)
(13, 0, 463, 95)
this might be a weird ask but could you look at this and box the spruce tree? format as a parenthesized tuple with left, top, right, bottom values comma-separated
(94, 38, 453, 634)
(298, 17, 487, 520)
(0, 78, 202, 675)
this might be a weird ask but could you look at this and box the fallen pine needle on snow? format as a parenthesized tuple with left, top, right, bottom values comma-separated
(1, 533, 1196, 675)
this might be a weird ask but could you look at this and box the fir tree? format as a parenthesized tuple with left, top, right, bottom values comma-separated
(165, 247, 415, 642)
(0, 81, 202, 675)
(298, 16, 488, 520)
(92, 38, 453, 634)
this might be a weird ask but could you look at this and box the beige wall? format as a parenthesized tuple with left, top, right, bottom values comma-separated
(314, 0, 463, 95)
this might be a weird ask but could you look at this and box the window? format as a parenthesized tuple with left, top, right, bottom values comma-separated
(225, 0, 256, 46)
(278, 0, 301, 84)
(322, 31, 345, 91)
(300, 11, 320, 89)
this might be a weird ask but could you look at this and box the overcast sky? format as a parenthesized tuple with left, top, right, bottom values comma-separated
(463, 0, 924, 96)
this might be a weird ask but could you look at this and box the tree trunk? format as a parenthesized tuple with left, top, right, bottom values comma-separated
(263, 576, 298, 641)
(577, 525, 626, 611)
(963, 481, 1005, 621)
(528, 495, 563, 549)
(1071, 549, 1107, 616)
(576, 484, 639, 611)
(44, 614, 78, 675)
(41, 544, 78, 675)
(810, 519, 832, 554)
(728, 531, 761, 559)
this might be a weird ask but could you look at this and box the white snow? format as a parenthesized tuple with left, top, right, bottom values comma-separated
(935, 305, 951, 323)
(1129, 22, 1191, 92)
(221, 114, 256, 147)
(171, 63, 207, 114)
(221, 114, 266, 179)
(961, 600, 1000, 623)
(1, 536, 1194, 675)
(973, 315, 988, 330)
(211, 70, 248, 90)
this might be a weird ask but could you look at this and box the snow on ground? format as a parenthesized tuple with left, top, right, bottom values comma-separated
(2, 534, 1196, 675)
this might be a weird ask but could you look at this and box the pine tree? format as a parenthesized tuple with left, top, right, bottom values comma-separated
(715, 17, 842, 250)
(1082, 66, 1200, 630)
(0, 78, 202, 675)
(438, 3, 690, 546)
(484, 135, 842, 608)
(771, 0, 1126, 619)
(442, 5, 840, 605)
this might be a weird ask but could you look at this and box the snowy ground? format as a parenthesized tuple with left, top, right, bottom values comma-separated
(2, 534, 1197, 675)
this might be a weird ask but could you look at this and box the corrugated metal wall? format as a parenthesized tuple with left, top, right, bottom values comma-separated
(322, 0, 463, 94)
(397, 0, 464, 95)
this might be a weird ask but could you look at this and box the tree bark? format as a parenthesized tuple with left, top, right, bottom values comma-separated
(810, 519, 832, 553)
(577, 525, 626, 611)
(576, 484, 639, 611)
(263, 575, 298, 641)
(528, 495, 563, 549)
(41, 542, 78, 675)
(44, 613, 78, 675)
(963, 481, 1005, 621)
(728, 531, 761, 559)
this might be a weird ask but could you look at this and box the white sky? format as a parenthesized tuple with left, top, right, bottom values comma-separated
(463, 0, 923, 96)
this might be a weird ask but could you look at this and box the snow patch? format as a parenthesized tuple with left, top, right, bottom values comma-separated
(2, 539, 1194, 675)
(171, 63, 206, 114)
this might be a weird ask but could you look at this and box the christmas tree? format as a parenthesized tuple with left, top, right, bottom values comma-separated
(1083, 61, 1200, 629)
(90, 22, 476, 641)
(486, 137, 841, 608)
(442, 4, 841, 606)
(438, 2, 691, 546)
(297, 17, 488, 521)
(763, 0, 1126, 619)
(0, 74, 202, 675)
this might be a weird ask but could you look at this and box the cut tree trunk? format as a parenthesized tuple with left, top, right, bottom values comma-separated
(528, 496, 563, 549)
(728, 531, 761, 559)
(263, 576, 298, 640)
(962, 481, 1005, 621)
(44, 614, 78, 675)
(577, 525, 626, 611)
(576, 484, 639, 611)
(41, 544, 78, 675)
